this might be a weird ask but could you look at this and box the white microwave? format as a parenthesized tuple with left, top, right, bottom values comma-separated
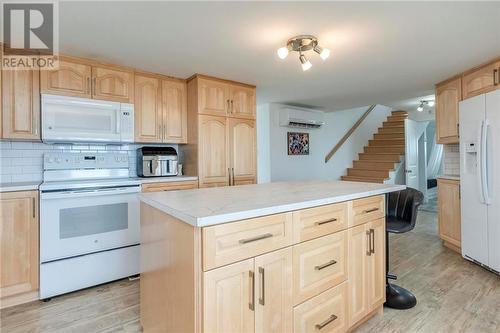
(42, 94, 134, 144)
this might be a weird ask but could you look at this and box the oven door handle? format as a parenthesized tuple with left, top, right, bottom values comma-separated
(41, 186, 140, 200)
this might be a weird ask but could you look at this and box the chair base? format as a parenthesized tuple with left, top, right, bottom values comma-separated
(384, 283, 417, 309)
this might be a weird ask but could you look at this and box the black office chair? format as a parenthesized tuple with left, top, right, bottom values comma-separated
(385, 188, 423, 309)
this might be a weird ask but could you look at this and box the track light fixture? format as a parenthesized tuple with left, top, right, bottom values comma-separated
(417, 100, 435, 112)
(277, 35, 330, 71)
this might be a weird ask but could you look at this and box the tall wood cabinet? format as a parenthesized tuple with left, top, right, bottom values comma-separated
(437, 178, 461, 253)
(0, 190, 39, 309)
(2, 69, 40, 140)
(186, 75, 256, 188)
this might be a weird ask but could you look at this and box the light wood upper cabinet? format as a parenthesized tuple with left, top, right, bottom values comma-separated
(230, 85, 256, 119)
(437, 179, 461, 252)
(254, 248, 293, 333)
(92, 66, 134, 103)
(203, 258, 255, 333)
(40, 59, 91, 98)
(0, 191, 39, 306)
(134, 74, 161, 143)
(198, 115, 229, 187)
(2, 69, 40, 140)
(462, 60, 500, 100)
(229, 118, 256, 185)
(436, 77, 461, 144)
(162, 79, 187, 143)
(198, 78, 228, 117)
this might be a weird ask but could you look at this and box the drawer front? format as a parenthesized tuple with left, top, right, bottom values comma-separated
(203, 213, 293, 271)
(293, 282, 348, 333)
(292, 231, 348, 305)
(351, 195, 385, 227)
(293, 202, 348, 242)
(141, 180, 198, 192)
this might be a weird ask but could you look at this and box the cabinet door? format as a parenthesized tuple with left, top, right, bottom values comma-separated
(134, 74, 161, 143)
(436, 78, 461, 144)
(2, 69, 40, 140)
(228, 118, 256, 185)
(254, 248, 293, 333)
(347, 224, 368, 327)
(162, 79, 187, 143)
(203, 259, 255, 333)
(366, 218, 385, 311)
(0, 191, 39, 299)
(92, 66, 134, 103)
(40, 59, 91, 98)
(198, 78, 228, 116)
(230, 85, 255, 119)
(198, 115, 229, 187)
(462, 61, 500, 100)
(437, 179, 461, 249)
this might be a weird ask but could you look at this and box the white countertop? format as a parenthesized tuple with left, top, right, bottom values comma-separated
(0, 181, 40, 192)
(133, 176, 198, 184)
(139, 180, 405, 227)
(437, 175, 460, 181)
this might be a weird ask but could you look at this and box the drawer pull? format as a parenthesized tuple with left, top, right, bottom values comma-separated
(239, 233, 273, 244)
(315, 314, 338, 330)
(249, 270, 255, 311)
(314, 259, 337, 271)
(363, 207, 379, 214)
(314, 218, 337, 226)
(258, 267, 265, 305)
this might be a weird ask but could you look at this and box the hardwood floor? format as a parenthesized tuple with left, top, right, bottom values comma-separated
(1, 210, 499, 332)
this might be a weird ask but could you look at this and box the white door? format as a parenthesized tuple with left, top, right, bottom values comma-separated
(459, 95, 489, 266)
(486, 89, 500, 272)
(405, 119, 419, 189)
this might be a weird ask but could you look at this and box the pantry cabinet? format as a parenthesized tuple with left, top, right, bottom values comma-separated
(2, 69, 40, 140)
(229, 118, 256, 185)
(0, 190, 39, 309)
(437, 178, 461, 253)
(435, 77, 461, 144)
(40, 58, 91, 98)
(462, 60, 500, 100)
(198, 115, 229, 187)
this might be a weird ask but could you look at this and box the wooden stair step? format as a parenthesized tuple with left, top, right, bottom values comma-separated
(369, 139, 405, 146)
(365, 146, 405, 154)
(341, 175, 386, 183)
(358, 153, 402, 162)
(391, 110, 408, 116)
(383, 121, 405, 127)
(373, 133, 405, 140)
(387, 115, 408, 121)
(378, 127, 405, 134)
(347, 168, 389, 178)
(353, 160, 397, 170)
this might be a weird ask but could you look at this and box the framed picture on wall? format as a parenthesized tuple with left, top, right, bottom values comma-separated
(288, 132, 309, 155)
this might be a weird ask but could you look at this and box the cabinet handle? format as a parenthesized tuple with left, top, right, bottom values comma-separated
(494, 69, 498, 86)
(249, 270, 255, 311)
(370, 229, 375, 254)
(315, 218, 337, 226)
(86, 77, 90, 94)
(228, 168, 232, 186)
(315, 314, 338, 330)
(366, 230, 371, 256)
(92, 77, 96, 95)
(258, 267, 265, 305)
(239, 233, 273, 244)
(32, 197, 36, 218)
(231, 100, 234, 113)
(227, 99, 231, 114)
(363, 207, 379, 214)
(315, 259, 337, 271)
(231, 167, 235, 186)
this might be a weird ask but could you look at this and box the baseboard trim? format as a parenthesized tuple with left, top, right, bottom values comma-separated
(0, 290, 39, 309)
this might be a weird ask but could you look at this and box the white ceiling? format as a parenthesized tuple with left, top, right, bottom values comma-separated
(58, 1, 500, 111)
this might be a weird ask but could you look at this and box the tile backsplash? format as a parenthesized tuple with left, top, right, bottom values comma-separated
(0, 141, 180, 183)
(442, 143, 460, 175)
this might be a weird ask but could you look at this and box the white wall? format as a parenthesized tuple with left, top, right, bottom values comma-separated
(257, 103, 392, 182)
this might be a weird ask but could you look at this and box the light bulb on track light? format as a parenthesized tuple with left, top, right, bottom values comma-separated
(277, 47, 289, 59)
(299, 54, 312, 71)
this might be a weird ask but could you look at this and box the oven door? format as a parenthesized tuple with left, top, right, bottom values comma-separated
(40, 186, 140, 263)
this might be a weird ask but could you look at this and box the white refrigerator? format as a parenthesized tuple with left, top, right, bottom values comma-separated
(459, 89, 500, 273)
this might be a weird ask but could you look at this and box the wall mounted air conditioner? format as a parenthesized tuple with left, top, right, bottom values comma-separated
(279, 107, 325, 129)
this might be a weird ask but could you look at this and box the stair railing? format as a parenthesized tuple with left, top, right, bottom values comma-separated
(324, 104, 377, 163)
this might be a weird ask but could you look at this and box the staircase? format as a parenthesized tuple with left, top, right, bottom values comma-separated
(341, 111, 407, 183)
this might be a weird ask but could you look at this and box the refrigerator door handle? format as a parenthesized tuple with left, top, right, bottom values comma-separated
(483, 120, 491, 205)
(478, 120, 486, 204)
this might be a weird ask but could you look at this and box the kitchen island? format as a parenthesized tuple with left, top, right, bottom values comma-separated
(139, 180, 405, 333)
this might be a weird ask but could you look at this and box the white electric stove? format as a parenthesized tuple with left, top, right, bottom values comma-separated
(39, 151, 140, 299)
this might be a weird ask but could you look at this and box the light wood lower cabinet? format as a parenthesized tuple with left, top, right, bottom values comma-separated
(140, 195, 386, 333)
(0, 190, 39, 309)
(141, 180, 198, 193)
(437, 178, 461, 252)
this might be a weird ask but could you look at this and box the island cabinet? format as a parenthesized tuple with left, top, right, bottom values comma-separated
(140, 194, 387, 333)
